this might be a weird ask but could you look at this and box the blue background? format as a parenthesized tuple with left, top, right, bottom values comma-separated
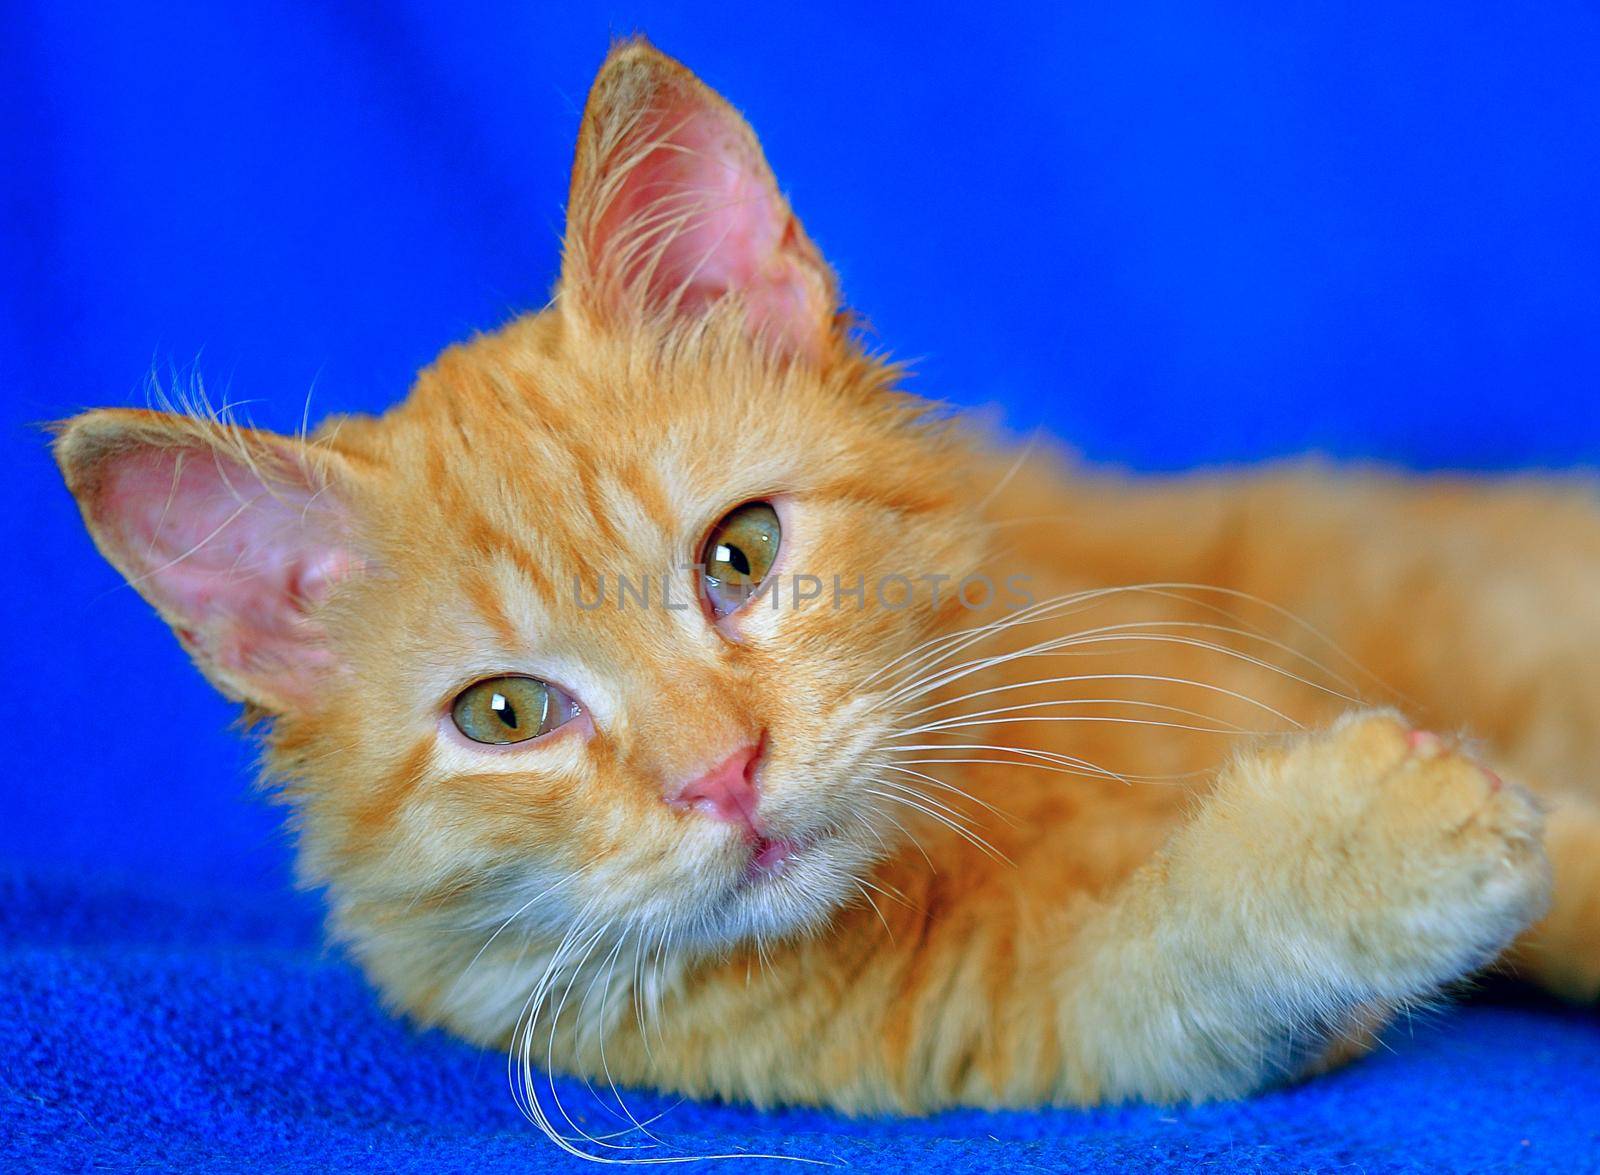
(3, 3, 1598, 1171)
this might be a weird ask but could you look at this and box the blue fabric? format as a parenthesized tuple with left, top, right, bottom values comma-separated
(3, 3, 1598, 1170)
(6, 866, 1600, 1171)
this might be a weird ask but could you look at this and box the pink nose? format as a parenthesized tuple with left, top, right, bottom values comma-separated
(672, 743, 763, 831)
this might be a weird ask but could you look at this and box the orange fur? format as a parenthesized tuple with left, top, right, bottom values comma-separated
(52, 39, 1599, 1146)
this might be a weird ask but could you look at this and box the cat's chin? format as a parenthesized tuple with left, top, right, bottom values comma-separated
(682, 829, 872, 952)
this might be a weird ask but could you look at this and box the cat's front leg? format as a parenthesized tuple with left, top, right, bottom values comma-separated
(1051, 711, 1550, 1103)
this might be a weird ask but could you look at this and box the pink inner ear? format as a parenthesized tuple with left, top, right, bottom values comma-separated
(588, 101, 829, 360)
(99, 443, 353, 709)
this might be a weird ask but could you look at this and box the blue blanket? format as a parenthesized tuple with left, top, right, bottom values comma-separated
(5, 866, 1599, 1171)
(5, 4, 1598, 1171)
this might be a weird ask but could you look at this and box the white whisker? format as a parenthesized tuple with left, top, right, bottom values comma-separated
(864, 783, 1011, 865)
(896, 674, 1299, 728)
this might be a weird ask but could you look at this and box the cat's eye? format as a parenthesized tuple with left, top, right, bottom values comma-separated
(700, 501, 782, 618)
(450, 676, 579, 745)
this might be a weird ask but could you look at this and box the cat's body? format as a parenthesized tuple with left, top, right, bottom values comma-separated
(54, 41, 1598, 1135)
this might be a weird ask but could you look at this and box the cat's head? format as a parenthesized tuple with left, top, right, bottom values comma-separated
(55, 43, 992, 969)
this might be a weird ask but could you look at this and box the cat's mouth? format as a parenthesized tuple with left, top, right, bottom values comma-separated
(743, 835, 804, 883)
(683, 821, 870, 946)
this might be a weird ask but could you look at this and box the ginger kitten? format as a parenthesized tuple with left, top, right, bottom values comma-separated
(54, 39, 1600, 1152)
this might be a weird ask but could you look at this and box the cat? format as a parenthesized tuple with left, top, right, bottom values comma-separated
(54, 37, 1600, 1146)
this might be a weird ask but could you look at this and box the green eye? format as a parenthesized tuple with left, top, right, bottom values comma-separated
(451, 676, 575, 745)
(700, 501, 782, 617)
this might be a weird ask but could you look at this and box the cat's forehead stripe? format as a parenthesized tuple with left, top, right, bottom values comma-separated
(569, 459, 626, 550)
(617, 459, 679, 534)
(457, 507, 556, 601)
(464, 565, 522, 650)
(593, 467, 681, 556)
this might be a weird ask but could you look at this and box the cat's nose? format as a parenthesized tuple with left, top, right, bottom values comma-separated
(670, 740, 764, 831)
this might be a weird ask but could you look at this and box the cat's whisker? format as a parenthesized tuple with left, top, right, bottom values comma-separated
(974, 430, 1042, 511)
(581, 930, 668, 1148)
(508, 906, 590, 1130)
(883, 640, 1356, 739)
(541, 932, 639, 1155)
(895, 674, 1301, 728)
(754, 927, 775, 979)
(650, 923, 684, 1056)
(447, 876, 573, 1003)
(864, 586, 1210, 705)
(280, 738, 370, 771)
(512, 911, 667, 1163)
(1094, 586, 1377, 700)
(890, 740, 1131, 776)
(881, 623, 1360, 717)
(863, 782, 1011, 865)
(572, 936, 632, 1132)
(898, 714, 1273, 739)
(852, 880, 895, 941)
(853, 587, 1121, 699)
(893, 754, 1202, 785)
(842, 801, 893, 857)
(928, 585, 1388, 694)
(894, 694, 1266, 736)
(869, 776, 985, 834)
(856, 871, 916, 913)
(879, 763, 1018, 827)
(528, 916, 655, 1159)
(630, 925, 657, 1065)
(892, 742, 1193, 789)
(1135, 582, 1405, 704)
(862, 583, 1385, 726)
(869, 807, 937, 871)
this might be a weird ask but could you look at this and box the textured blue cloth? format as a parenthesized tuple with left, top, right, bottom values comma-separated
(5, 866, 1600, 1171)
(4, 3, 1599, 1171)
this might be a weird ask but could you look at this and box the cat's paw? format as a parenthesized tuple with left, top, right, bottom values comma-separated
(1228, 711, 1551, 998)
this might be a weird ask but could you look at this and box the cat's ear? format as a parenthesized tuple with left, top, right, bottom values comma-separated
(54, 409, 366, 715)
(559, 39, 840, 364)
